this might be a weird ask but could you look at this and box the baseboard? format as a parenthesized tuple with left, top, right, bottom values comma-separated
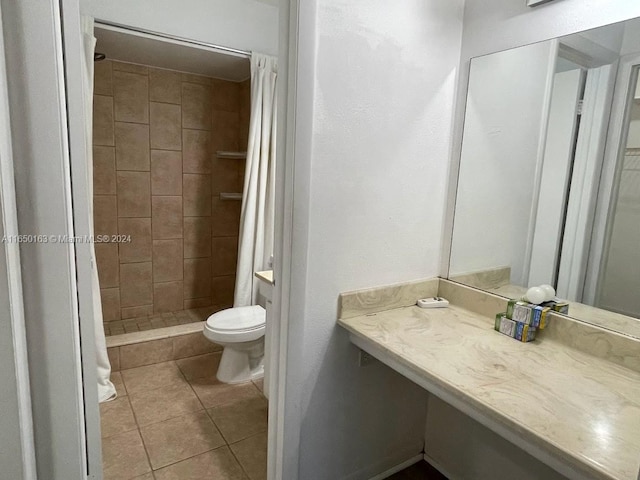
(367, 454, 423, 480)
(423, 453, 458, 480)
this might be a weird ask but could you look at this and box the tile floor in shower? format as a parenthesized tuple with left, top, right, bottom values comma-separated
(104, 306, 226, 336)
(101, 354, 266, 479)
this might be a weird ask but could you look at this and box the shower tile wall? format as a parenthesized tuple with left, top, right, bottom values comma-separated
(93, 60, 250, 323)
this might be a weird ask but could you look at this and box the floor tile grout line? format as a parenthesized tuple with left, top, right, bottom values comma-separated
(149, 440, 229, 473)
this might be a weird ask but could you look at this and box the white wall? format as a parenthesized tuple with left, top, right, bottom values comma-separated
(462, 0, 640, 60)
(449, 41, 556, 284)
(283, 0, 464, 478)
(82, 0, 279, 56)
(425, 397, 568, 480)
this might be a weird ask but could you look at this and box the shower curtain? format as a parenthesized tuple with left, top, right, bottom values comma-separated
(234, 53, 277, 307)
(82, 16, 116, 402)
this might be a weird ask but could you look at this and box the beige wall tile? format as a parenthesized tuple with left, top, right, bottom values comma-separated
(152, 196, 183, 239)
(211, 237, 238, 276)
(119, 338, 173, 370)
(183, 129, 211, 173)
(150, 102, 182, 150)
(95, 243, 119, 288)
(153, 239, 183, 282)
(149, 68, 181, 104)
(154, 281, 184, 313)
(184, 217, 211, 258)
(140, 410, 224, 470)
(93, 95, 114, 146)
(182, 83, 212, 130)
(94, 195, 118, 237)
(173, 332, 220, 359)
(121, 305, 153, 320)
(101, 287, 121, 322)
(120, 262, 153, 307)
(211, 126, 239, 152)
(94, 59, 113, 96)
(117, 171, 151, 217)
(115, 122, 150, 171)
(212, 275, 235, 306)
(184, 298, 212, 309)
(102, 430, 151, 479)
(151, 150, 182, 195)
(93, 146, 116, 195)
(212, 79, 240, 112)
(182, 73, 212, 85)
(211, 198, 240, 237)
(118, 218, 152, 263)
(114, 71, 149, 123)
(113, 61, 148, 74)
(184, 258, 212, 299)
(183, 174, 211, 216)
(107, 347, 120, 372)
(211, 157, 240, 194)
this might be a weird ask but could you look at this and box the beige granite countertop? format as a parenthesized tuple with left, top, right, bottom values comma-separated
(338, 304, 640, 480)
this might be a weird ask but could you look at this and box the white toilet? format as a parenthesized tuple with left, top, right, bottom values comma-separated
(203, 305, 266, 384)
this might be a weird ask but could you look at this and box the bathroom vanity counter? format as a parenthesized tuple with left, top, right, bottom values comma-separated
(338, 305, 640, 480)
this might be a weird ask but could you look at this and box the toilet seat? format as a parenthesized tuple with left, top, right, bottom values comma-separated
(204, 305, 266, 343)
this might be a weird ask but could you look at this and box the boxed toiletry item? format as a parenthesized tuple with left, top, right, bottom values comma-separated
(506, 300, 550, 329)
(494, 313, 537, 342)
(541, 299, 569, 315)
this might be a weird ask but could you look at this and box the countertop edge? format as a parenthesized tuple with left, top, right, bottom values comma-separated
(338, 316, 619, 480)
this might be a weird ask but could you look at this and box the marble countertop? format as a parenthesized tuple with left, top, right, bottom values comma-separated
(338, 305, 640, 480)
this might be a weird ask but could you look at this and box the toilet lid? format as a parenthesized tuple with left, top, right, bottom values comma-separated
(207, 305, 265, 332)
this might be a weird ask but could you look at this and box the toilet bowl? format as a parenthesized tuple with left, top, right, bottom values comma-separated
(203, 305, 266, 384)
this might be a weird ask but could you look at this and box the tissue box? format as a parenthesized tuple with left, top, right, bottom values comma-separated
(495, 313, 536, 342)
(506, 300, 550, 329)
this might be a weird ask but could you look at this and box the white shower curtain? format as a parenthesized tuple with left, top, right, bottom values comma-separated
(234, 53, 277, 307)
(82, 16, 116, 402)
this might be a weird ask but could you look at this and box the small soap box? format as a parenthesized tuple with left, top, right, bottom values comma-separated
(506, 300, 550, 329)
(495, 313, 536, 342)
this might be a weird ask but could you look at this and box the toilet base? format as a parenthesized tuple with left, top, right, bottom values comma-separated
(216, 343, 265, 384)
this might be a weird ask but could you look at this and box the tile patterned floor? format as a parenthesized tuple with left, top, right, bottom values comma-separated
(101, 355, 267, 480)
(104, 306, 228, 336)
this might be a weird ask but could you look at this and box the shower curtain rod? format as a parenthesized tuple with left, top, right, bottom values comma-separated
(94, 20, 252, 59)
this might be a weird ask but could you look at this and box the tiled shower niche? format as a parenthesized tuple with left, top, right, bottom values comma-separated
(92, 60, 250, 333)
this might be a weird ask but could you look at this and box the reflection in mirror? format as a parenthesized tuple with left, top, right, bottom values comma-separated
(449, 17, 640, 338)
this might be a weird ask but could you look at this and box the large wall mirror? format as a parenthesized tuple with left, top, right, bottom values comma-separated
(449, 17, 640, 338)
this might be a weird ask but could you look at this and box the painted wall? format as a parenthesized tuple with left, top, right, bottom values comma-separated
(284, 0, 464, 478)
(425, 397, 568, 480)
(82, 0, 279, 56)
(449, 41, 555, 284)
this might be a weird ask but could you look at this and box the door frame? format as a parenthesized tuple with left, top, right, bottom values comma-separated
(583, 53, 640, 305)
(0, 1, 37, 477)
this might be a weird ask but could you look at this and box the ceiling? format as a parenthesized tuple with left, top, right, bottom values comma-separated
(94, 24, 251, 82)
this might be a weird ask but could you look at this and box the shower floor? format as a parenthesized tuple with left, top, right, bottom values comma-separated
(104, 306, 226, 337)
